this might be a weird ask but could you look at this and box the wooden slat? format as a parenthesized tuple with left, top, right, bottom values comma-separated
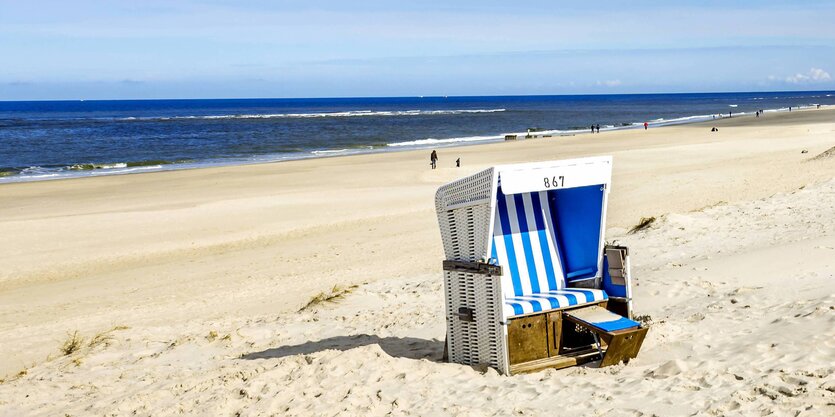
(509, 349, 600, 374)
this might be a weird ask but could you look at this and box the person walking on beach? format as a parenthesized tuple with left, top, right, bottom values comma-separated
(643, 122, 648, 130)
(456, 158, 461, 168)
(430, 150, 438, 169)
(595, 124, 600, 133)
(590, 125, 595, 134)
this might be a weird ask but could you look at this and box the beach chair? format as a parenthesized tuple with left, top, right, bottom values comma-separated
(435, 156, 647, 374)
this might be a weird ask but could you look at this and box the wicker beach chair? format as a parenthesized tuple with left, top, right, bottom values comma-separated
(435, 156, 647, 374)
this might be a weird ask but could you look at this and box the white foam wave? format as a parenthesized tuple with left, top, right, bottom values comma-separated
(387, 134, 504, 147)
(88, 165, 162, 175)
(647, 114, 718, 125)
(122, 108, 506, 121)
(69, 162, 128, 170)
(311, 149, 348, 155)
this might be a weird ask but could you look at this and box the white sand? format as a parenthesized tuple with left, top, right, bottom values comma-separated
(0, 108, 834, 416)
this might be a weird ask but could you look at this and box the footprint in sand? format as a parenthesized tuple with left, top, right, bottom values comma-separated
(648, 359, 689, 379)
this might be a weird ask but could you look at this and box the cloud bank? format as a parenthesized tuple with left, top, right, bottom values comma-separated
(770, 68, 832, 84)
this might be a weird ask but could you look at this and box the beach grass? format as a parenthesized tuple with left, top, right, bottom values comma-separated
(628, 216, 657, 234)
(299, 284, 358, 312)
(60, 331, 84, 356)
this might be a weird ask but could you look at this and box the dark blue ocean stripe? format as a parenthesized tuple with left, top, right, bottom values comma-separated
(496, 192, 523, 297)
(531, 193, 559, 291)
(513, 194, 540, 293)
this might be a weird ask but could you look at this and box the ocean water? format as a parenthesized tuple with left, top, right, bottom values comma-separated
(1, 91, 833, 182)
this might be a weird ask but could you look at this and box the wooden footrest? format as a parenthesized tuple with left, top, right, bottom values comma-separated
(509, 348, 600, 374)
(563, 306, 648, 367)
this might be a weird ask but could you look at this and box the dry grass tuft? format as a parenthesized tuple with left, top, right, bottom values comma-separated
(60, 331, 85, 356)
(88, 332, 114, 349)
(206, 330, 219, 341)
(809, 145, 835, 161)
(628, 216, 657, 234)
(299, 284, 358, 312)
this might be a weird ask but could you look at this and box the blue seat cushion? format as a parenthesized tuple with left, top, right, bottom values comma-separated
(504, 288, 608, 319)
(564, 305, 641, 332)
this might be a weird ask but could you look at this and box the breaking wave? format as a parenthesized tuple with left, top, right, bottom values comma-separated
(119, 108, 506, 121)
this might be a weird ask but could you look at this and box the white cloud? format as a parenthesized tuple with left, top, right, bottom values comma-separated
(775, 67, 832, 84)
(596, 79, 622, 87)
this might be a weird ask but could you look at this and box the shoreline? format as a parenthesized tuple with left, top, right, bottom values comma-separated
(1, 103, 828, 185)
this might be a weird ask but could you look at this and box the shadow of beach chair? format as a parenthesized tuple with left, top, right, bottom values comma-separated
(435, 156, 648, 374)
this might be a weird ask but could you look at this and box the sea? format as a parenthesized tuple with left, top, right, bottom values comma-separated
(1, 91, 833, 183)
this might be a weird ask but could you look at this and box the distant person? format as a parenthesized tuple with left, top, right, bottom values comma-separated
(756, 111, 759, 118)
(643, 122, 648, 130)
(595, 124, 600, 133)
(789, 106, 792, 112)
(817, 104, 821, 109)
(430, 150, 438, 169)
(711, 127, 718, 132)
(456, 158, 461, 167)
(590, 125, 595, 134)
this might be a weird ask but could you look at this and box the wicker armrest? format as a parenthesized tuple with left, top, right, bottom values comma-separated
(442, 260, 502, 276)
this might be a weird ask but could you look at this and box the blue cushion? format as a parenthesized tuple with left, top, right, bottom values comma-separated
(593, 316, 641, 332)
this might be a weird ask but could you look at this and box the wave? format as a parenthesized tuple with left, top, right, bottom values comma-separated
(119, 108, 506, 121)
(69, 162, 127, 171)
(387, 134, 505, 147)
(385, 114, 721, 148)
(88, 165, 163, 175)
(0, 159, 197, 183)
(311, 149, 348, 155)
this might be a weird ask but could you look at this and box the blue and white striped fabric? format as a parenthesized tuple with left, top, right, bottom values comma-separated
(491, 187, 608, 319)
(491, 189, 564, 295)
(504, 288, 608, 318)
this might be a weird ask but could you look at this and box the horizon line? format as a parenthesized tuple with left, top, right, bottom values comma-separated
(2, 88, 834, 103)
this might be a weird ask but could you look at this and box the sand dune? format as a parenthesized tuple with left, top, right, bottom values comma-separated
(1, 108, 834, 416)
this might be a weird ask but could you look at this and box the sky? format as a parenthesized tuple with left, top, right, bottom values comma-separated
(1, 0, 834, 100)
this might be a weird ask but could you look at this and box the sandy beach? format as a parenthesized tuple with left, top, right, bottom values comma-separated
(1, 108, 834, 416)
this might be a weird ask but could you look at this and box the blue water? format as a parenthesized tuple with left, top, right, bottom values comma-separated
(1, 91, 833, 182)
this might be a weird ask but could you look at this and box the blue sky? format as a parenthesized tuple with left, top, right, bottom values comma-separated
(1, 0, 834, 100)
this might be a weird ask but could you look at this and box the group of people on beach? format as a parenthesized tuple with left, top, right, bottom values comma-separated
(590, 124, 600, 133)
(430, 150, 460, 169)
